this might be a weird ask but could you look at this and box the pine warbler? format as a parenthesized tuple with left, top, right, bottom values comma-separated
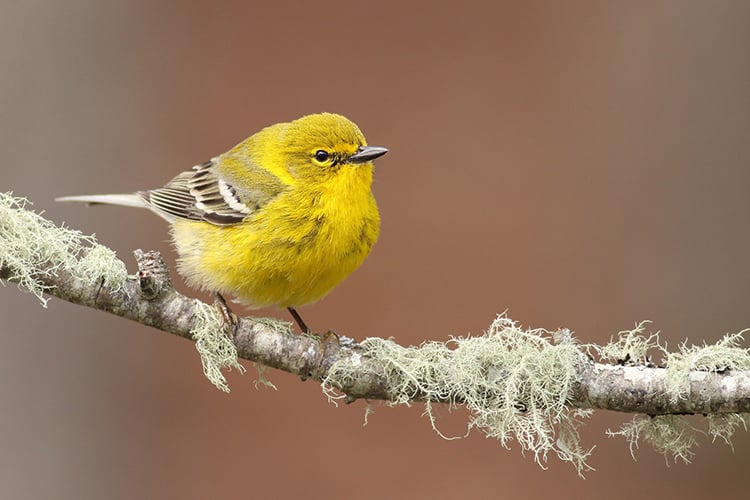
(58, 113, 387, 332)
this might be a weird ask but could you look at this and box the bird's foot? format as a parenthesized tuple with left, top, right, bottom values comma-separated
(213, 292, 239, 337)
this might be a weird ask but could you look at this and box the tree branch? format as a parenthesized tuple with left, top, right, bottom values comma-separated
(8, 246, 748, 413)
(2, 192, 749, 472)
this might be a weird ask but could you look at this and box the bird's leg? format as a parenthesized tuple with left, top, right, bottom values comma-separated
(214, 292, 239, 336)
(287, 307, 340, 344)
(287, 307, 310, 333)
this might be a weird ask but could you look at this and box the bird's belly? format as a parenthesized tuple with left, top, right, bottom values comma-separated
(170, 207, 379, 308)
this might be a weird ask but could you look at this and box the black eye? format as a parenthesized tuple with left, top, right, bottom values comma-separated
(314, 150, 330, 162)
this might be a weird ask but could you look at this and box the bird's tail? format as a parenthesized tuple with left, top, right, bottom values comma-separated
(56, 193, 148, 209)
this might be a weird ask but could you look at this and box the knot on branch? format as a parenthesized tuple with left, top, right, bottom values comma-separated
(134, 249, 171, 299)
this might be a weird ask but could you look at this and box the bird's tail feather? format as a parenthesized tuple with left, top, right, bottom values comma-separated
(55, 193, 148, 209)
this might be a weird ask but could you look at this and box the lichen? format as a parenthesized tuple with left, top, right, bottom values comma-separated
(0, 192, 241, 392)
(665, 331, 750, 400)
(604, 329, 750, 462)
(0, 193, 127, 305)
(75, 244, 127, 293)
(253, 362, 277, 390)
(592, 321, 661, 366)
(324, 314, 592, 473)
(608, 415, 698, 464)
(191, 302, 245, 392)
(706, 413, 750, 449)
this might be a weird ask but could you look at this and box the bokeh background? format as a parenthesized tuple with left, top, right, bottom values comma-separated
(2, 1, 750, 498)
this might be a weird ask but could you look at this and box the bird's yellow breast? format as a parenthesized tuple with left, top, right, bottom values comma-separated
(171, 165, 379, 308)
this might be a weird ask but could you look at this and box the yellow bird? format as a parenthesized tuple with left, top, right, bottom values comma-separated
(58, 113, 387, 332)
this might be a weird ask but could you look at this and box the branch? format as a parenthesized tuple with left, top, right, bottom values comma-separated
(3, 192, 749, 473)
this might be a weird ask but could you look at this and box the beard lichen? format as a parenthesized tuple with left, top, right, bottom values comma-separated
(706, 413, 750, 449)
(664, 331, 750, 401)
(591, 321, 662, 366)
(325, 318, 750, 473)
(608, 415, 698, 464)
(0, 193, 127, 305)
(602, 325, 750, 463)
(191, 302, 245, 392)
(323, 315, 593, 473)
(0, 192, 246, 392)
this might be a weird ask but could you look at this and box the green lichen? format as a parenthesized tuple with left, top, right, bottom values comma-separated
(592, 321, 661, 366)
(604, 328, 750, 462)
(608, 415, 698, 464)
(0, 192, 243, 392)
(324, 315, 592, 473)
(0, 193, 127, 305)
(706, 413, 750, 449)
(665, 331, 750, 401)
(253, 362, 277, 390)
(191, 302, 245, 392)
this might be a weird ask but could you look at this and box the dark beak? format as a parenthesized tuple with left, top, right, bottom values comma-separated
(347, 145, 389, 164)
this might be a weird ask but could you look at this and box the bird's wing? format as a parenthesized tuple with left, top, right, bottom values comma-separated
(142, 159, 285, 226)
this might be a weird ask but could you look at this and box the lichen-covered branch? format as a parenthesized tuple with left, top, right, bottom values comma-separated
(3, 192, 750, 473)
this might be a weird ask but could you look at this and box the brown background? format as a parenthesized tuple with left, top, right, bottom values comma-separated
(2, 1, 750, 498)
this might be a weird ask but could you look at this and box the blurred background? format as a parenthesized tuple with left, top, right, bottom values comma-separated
(2, 1, 750, 498)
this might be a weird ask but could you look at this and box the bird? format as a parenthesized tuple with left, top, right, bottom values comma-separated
(57, 112, 387, 333)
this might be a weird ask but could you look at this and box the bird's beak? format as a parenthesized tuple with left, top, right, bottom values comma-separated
(347, 146, 389, 164)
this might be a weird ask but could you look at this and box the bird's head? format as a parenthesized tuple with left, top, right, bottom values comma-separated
(273, 113, 388, 184)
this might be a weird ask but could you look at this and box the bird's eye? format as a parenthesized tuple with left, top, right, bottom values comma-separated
(314, 150, 330, 163)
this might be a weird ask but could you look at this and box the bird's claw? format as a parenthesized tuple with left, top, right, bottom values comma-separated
(213, 292, 239, 337)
